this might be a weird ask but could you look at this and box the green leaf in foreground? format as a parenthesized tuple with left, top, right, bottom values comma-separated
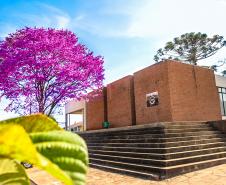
(0, 114, 89, 185)
(0, 124, 39, 162)
(0, 124, 73, 185)
(30, 131, 89, 185)
(0, 114, 62, 133)
(0, 158, 30, 185)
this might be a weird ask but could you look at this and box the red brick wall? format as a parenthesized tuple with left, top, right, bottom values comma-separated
(134, 61, 221, 125)
(107, 75, 135, 127)
(134, 62, 173, 124)
(85, 60, 221, 129)
(168, 61, 221, 121)
(86, 90, 105, 130)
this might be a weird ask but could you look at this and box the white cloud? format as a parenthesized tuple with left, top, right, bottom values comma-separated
(68, 0, 226, 81)
(36, 3, 71, 29)
(117, 0, 226, 67)
(0, 2, 72, 37)
(76, 0, 226, 40)
(104, 55, 153, 84)
(55, 15, 70, 28)
(124, 0, 226, 39)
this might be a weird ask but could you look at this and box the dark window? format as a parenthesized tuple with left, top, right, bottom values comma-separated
(218, 87, 226, 116)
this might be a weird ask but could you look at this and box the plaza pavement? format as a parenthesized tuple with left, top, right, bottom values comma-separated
(27, 164, 226, 185)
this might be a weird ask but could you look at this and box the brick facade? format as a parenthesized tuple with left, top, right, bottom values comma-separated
(134, 62, 172, 124)
(86, 89, 106, 130)
(107, 75, 135, 128)
(134, 61, 221, 124)
(168, 61, 221, 121)
(67, 60, 222, 130)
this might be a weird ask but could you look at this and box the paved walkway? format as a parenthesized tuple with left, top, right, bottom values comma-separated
(27, 168, 62, 185)
(27, 164, 226, 185)
(87, 165, 226, 185)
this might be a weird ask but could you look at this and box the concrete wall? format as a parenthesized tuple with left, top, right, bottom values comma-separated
(134, 62, 172, 124)
(215, 74, 226, 120)
(209, 120, 226, 133)
(86, 90, 106, 130)
(107, 75, 135, 127)
(215, 75, 226, 88)
(65, 100, 86, 114)
(65, 100, 86, 130)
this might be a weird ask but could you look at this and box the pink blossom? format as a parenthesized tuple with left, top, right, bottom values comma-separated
(0, 27, 104, 115)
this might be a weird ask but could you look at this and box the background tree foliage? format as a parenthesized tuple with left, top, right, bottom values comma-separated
(210, 58, 226, 72)
(0, 27, 104, 116)
(222, 70, 226, 76)
(154, 32, 226, 65)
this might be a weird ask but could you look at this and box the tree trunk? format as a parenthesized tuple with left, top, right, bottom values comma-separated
(38, 102, 45, 114)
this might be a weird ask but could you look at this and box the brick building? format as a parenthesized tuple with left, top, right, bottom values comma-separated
(65, 60, 226, 131)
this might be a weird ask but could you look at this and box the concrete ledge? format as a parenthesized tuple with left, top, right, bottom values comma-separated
(79, 121, 207, 134)
(208, 120, 226, 133)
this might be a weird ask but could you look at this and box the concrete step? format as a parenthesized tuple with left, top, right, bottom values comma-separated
(82, 127, 218, 138)
(80, 127, 165, 137)
(85, 134, 226, 143)
(90, 157, 226, 179)
(80, 122, 212, 138)
(89, 163, 159, 180)
(90, 151, 226, 167)
(89, 146, 226, 160)
(82, 127, 216, 138)
(164, 127, 216, 133)
(164, 122, 207, 125)
(90, 158, 162, 175)
(88, 141, 226, 153)
(83, 130, 221, 140)
(164, 124, 212, 129)
(163, 157, 226, 178)
(87, 138, 226, 148)
(80, 121, 226, 179)
(81, 122, 210, 136)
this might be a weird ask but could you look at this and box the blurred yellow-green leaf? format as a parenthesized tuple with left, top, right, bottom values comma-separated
(0, 115, 89, 185)
(0, 114, 62, 133)
(0, 124, 73, 185)
(0, 158, 30, 185)
(30, 131, 89, 185)
(0, 124, 39, 162)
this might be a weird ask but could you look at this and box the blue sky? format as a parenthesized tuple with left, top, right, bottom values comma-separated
(1, 0, 226, 121)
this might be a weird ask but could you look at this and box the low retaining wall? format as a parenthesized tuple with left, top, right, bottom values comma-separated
(209, 120, 226, 133)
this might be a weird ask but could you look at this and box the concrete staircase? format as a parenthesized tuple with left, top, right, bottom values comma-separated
(79, 122, 226, 180)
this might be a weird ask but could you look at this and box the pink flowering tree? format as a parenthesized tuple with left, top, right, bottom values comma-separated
(0, 27, 104, 116)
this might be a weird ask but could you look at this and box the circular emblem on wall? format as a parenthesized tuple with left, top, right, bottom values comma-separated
(146, 91, 159, 107)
